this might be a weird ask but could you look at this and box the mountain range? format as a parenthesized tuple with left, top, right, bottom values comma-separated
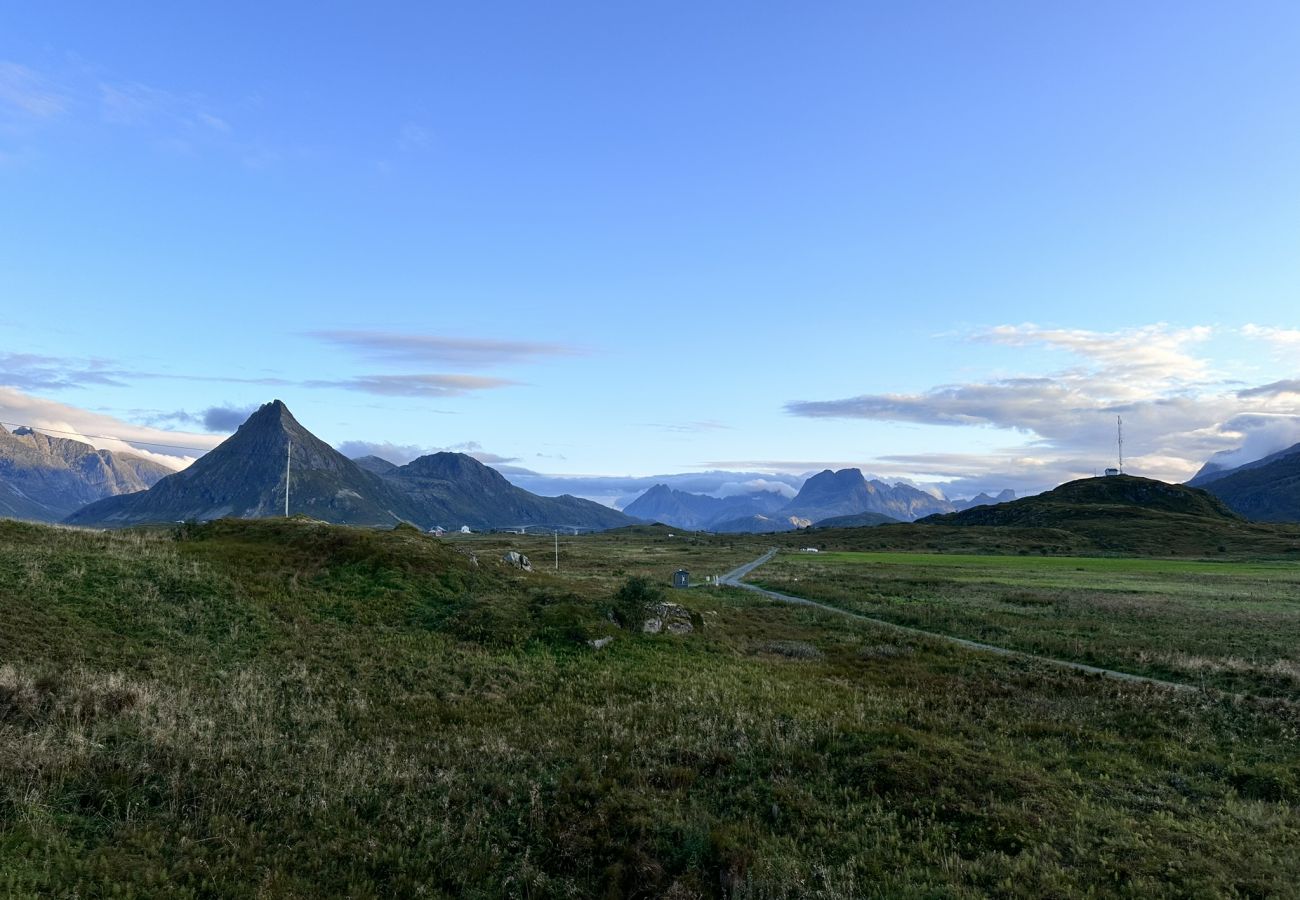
(622, 484, 790, 530)
(0, 424, 172, 522)
(624, 467, 962, 532)
(1186, 442, 1300, 522)
(66, 401, 635, 531)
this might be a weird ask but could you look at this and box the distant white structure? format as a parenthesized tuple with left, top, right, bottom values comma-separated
(429, 525, 446, 536)
(801, 547, 819, 553)
(460, 525, 472, 534)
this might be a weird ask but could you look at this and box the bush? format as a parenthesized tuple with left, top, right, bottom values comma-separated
(610, 575, 663, 630)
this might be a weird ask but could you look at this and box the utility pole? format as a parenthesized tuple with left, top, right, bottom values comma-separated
(285, 441, 291, 517)
(1117, 416, 1124, 474)
(554, 530, 559, 571)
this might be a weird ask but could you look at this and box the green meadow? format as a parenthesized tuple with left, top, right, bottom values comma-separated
(753, 551, 1300, 699)
(2, 520, 1298, 898)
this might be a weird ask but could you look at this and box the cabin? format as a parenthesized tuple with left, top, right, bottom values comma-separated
(672, 569, 690, 589)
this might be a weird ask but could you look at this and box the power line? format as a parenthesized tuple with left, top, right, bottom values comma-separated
(0, 420, 216, 453)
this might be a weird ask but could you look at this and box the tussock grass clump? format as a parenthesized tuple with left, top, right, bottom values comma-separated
(752, 640, 823, 660)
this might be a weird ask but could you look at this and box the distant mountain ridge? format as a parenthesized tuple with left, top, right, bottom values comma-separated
(1187, 443, 1300, 522)
(0, 424, 171, 522)
(379, 451, 633, 531)
(67, 401, 637, 531)
(622, 484, 789, 530)
(625, 467, 956, 533)
(952, 489, 1016, 511)
(779, 468, 954, 523)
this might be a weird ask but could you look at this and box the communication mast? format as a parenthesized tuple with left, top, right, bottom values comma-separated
(1117, 416, 1124, 474)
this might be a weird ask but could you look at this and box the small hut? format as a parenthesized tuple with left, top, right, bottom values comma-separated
(672, 569, 690, 589)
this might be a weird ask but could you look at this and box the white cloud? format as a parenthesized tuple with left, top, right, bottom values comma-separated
(0, 387, 221, 470)
(786, 323, 1300, 493)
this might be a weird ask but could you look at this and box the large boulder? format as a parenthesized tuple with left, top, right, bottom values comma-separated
(502, 551, 533, 571)
(641, 601, 694, 635)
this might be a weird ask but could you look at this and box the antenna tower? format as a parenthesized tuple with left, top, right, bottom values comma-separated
(1117, 416, 1124, 474)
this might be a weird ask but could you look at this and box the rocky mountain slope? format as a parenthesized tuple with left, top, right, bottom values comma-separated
(622, 483, 789, 530)
(1187, 444, 1300, 522)
(379, 451, 634, 532)
(779, 468, 954, 523)
(0, 424, 171, 522)
(66, 401, 637, 531)
(67, 401, 412, 527)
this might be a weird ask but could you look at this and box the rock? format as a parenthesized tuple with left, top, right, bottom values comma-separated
(642, 601, 694, 635)
(502, 551, 533, 571)
(588, 636, 614, 650)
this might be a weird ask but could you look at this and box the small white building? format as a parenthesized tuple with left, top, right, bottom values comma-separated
(460, 525, 472, 534)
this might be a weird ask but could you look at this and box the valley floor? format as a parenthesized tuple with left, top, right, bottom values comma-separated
(1, 520, 1297, 897)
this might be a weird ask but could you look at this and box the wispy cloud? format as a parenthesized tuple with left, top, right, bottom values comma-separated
(133, 406, 256, 432)
(643, 420, 731, 433)
(335, 438, 518, 466)
(304, 374, 517, 397)
(784, 323, 1300, 492)
(1237, 380, 1300, 399)
(308, 330, 584, 368)
(0, 352, 129, 390)
(0, 61, 67, 118)
(398, 123, 433, 152)
(0, 351, 291, 391)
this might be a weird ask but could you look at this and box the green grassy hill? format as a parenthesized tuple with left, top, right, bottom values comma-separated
(3, 518, 1299, 897)
(780, 475, 1300, 558)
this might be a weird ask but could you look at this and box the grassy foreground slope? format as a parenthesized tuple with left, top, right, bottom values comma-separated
(2, 519, 1298, 898)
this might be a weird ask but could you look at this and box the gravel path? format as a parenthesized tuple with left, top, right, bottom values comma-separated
(720, 549, 1197, 692)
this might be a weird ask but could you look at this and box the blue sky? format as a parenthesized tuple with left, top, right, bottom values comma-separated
(3, 2, 1299, 502)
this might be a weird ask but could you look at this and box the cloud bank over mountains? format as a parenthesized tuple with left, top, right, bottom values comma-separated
(783, 323, 1300, 497)
(3, 322, 1298, 503)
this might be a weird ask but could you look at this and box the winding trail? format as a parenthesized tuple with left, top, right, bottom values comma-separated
(719, 549, 1197, 692)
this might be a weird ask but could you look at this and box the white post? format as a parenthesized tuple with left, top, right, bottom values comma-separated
(285, 442, 291, 517)
(554, 530, 558, 571)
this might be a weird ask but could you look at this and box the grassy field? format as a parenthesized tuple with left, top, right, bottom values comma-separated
(2, 519, 1299, 897)
(752, 551, 1300, 698)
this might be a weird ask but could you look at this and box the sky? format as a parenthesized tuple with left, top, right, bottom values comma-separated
(3, 1, 1300, 505)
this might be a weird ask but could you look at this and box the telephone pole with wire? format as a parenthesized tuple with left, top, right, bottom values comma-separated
(285, 442, 291, 517)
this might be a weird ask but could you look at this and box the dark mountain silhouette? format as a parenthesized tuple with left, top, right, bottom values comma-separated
(67, 401, 412, 527)
(622, 484, 789, 530)
(780, 468, 954, 523)
(380, 452, 635, 531)
(952, 489, 1016, 512)
(811, 511, 900, 528)
(1189, 444, 1300, 522)
(67, 401, 637, 531)
(922, 475, 1238, 528)
(352, 455, 399, 476)
(0, 424, 171, 522)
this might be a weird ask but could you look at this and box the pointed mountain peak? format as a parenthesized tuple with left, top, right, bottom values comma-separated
(240, 399, 298, 431)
